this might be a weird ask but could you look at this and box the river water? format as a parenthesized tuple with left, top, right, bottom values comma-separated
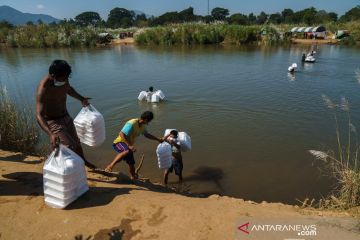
(1, 44, 360, 203)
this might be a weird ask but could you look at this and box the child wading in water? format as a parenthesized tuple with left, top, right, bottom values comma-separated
(163, 130, 183, 185)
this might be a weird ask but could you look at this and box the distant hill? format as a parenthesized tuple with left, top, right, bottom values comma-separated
(0, 5, 59, 25)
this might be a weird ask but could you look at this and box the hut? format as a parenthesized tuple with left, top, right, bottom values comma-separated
(312, 26, 326, 39)
(289, 25, 327, 39)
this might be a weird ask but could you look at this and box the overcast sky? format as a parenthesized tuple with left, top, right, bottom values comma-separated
(1, 0, 359, 19)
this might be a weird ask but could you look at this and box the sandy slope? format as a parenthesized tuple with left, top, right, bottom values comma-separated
(0, 149, 359, 240)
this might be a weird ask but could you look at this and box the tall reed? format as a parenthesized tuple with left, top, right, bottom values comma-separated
(309, 95, 360, 208)
(0, 86, 40, 154)
(135, 24, 265, 45)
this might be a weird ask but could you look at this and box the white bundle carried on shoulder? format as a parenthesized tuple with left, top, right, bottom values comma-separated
(164, 129, 192, 152)
(156, 142, 172, 169)
(138, 90, 165, 103)
(74, 104, 106, 147)
(43, 144, 89, 209)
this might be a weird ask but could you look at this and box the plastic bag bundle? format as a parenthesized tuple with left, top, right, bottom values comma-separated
(156, 142, 172, 169)
(138, 91, 147, 101)
(74, 104, 105, 147)
(178, 132, 191, 152)
(151, 94, 160, 103)
(164, 129, 192, 152)
(155, 90, 165, 100)
(43, 145, 89, 208)
(137, 90, 165, 103)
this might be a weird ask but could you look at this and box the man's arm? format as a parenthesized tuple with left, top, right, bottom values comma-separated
(169, 139, 181, 149)
(144, 132, 163, 143)
(67, 86, 90, 107)
(36, 82, 57, 148)
(119, 131, 131, 147)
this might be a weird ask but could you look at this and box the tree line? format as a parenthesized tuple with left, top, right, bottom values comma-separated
(1, 5, 360, 29)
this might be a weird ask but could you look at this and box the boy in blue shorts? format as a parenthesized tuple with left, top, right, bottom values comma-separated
(105, 111, 163, 180)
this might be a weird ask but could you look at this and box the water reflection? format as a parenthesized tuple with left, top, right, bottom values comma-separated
(287, 72, 296, 82)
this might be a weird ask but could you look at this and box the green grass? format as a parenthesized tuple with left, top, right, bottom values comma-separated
(135, 24, 272, 45)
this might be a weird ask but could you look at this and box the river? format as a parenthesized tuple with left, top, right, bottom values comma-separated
(1, 44, 360, 203)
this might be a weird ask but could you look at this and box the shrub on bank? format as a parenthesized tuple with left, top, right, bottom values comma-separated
(135, 24, 267, 45)
(2, 24, 99, 48)
(0, 86, 40, 154)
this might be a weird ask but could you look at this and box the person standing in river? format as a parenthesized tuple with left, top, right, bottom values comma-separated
(36, 59, 96, 169)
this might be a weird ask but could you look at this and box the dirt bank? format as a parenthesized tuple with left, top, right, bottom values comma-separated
(0, 149, 359, 240)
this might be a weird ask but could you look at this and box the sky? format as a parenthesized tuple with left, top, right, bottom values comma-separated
(0, 0, 359, 20)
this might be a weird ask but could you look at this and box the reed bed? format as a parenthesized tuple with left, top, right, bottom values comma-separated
(0, 86, 41, 154)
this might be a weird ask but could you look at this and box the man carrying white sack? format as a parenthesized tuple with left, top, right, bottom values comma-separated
(36, 59, 96, 169)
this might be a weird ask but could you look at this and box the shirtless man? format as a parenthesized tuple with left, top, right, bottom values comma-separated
(36, 59, 96, 169)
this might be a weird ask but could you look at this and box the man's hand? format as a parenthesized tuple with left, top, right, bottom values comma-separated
(50, 134, 59, 149)
(81, 97, 91, 107)
(128, 145, 136, 152)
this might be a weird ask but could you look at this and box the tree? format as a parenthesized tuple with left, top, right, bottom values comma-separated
(315, 10, 334, 23)
(269, 13, 282, 24)
(281, 8, 294, 23)
(302, 7, 317, 25)
(228, 13, 248, 25)
(151, 11, 181, 26)
(339, 5, 360, 22)
(248, 13, 257, 24)
(75, 11, 102, 26)
(135, 14, 148, 27)
(328, 12, 338, 22)
(179, 7, 195, 21)
(107, 8, 135, 28)
(0, 20, 14, 29)
(256, 11, 268, 24)
(211, 7, 229, 21)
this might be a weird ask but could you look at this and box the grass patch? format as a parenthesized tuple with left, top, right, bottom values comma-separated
(0, 86, 42, 155)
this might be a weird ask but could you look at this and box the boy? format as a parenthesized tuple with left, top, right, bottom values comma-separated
(163, 130, 183, 185)
(105, 111, 163, 180)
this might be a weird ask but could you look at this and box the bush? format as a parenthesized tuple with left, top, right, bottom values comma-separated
(0, 86, 40, 154)
(135, 23, 264, 45)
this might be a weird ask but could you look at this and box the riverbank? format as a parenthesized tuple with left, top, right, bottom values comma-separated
(0, 149, 359, 240)
(291, 38, 340, 44)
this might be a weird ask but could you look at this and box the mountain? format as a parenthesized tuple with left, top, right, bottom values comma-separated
(0, 5, 59, 25)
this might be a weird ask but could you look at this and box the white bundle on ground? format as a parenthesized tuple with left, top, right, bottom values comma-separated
(137, 90, 165, 103)
(164, 129, 192, 152)
(43, 144, 89, 208)
(156, 142, 172, 169)
(74, 104, 105, 147)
